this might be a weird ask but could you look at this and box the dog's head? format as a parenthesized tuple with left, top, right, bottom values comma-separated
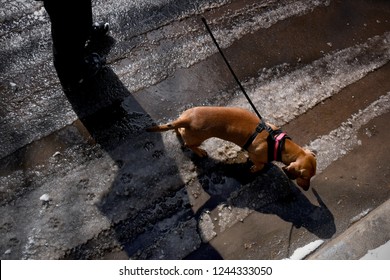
(283, 149, 317, 191)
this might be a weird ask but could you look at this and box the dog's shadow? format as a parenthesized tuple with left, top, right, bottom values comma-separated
(189, 155, 335, 240)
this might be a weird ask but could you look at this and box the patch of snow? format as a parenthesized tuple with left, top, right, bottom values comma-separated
(350, 208, 372, 224)
(198, 212, 217, 242)
(361, 240, 390, 260)
(285, 240, 324, 260)
(39, 194, 50, 202)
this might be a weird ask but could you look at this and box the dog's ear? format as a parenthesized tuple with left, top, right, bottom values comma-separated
(304, 148, 317, 158)
(283, 164, 311, 191)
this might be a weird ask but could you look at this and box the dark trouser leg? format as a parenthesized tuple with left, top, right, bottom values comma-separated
(43, 0, 92, 86)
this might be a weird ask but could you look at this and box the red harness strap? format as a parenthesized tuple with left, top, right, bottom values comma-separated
(274, 132, 287, 162)
(244, 120, 290, 162)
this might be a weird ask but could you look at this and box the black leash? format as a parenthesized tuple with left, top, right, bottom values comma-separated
(202, 17, 291, 160)
(201, 17, 263, 120)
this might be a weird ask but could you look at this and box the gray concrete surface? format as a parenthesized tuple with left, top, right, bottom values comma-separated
(308, 199, 390, 259)
(1, 0, 390, 260)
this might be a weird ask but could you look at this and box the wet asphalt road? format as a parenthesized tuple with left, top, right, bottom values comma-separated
(1, 0, 390, 259)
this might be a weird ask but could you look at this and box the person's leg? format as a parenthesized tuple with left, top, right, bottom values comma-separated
(43, 0, 107, 88)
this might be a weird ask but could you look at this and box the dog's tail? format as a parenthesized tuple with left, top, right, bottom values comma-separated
(146, 123, 176, 132)
(146, 118, 188, 132)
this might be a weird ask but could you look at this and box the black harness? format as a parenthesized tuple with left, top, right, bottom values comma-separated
(242, 119, 291, 162)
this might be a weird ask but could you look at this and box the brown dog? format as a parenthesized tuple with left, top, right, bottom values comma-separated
(147, 106, 316, 190)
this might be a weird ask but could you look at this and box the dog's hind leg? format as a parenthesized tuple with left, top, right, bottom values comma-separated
(175, 128, 185, 146)
(178, 128, 208, 157)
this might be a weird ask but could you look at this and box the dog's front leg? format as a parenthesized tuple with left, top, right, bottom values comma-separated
(250, 162, 265, 173)
(248, 150, 267, 173)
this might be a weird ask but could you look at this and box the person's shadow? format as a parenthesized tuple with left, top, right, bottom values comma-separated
(57, 36, 192, 259)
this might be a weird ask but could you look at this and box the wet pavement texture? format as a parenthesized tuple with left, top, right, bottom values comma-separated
(1, 0, 390, 259)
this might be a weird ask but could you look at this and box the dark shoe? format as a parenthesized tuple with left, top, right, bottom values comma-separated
(91, 22, 109, 40)
(78, 52, 105, 84)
